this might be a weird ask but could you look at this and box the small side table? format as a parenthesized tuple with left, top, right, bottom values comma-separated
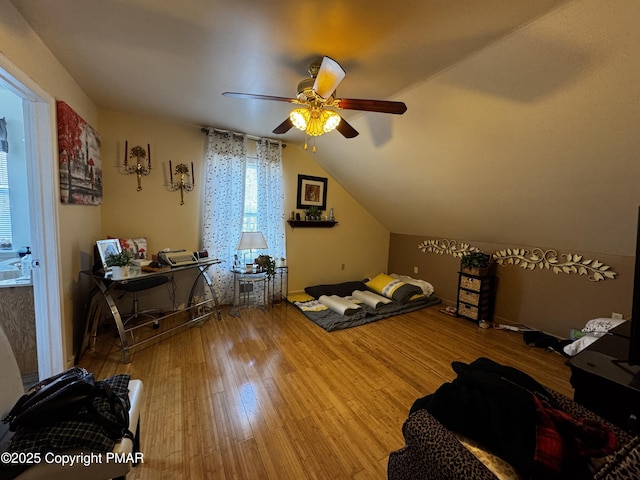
(230, 270, 267, 317)
(270, 265, 288, 305)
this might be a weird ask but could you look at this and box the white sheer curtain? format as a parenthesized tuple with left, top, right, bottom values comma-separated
(200, 129, 286, 304)
(200, 129, 247, 304)
(255, 138, 286, 261)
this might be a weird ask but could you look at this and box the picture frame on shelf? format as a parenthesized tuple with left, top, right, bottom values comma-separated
(296, 174, 327, 210)
(96, 238, 121, 272)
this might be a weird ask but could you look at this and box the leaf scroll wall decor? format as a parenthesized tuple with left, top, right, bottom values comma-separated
(418, 239, 618, 282)
(418, 239, 482, 258)
(492, 248, 617, 282)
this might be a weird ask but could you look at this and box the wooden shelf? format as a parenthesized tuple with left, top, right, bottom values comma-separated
(287, 220, 338, 228)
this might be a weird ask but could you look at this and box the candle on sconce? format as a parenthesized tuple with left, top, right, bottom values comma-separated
(147, 144, 151, 168)
(124, 140, 128, 166)
(169, 160, 173, 183)
(191, 162, 195, 185)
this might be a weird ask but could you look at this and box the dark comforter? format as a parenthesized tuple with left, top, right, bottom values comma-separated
(294, 280, 440, 331)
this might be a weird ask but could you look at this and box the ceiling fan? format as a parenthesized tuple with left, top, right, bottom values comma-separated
(222, 56, 407, 143)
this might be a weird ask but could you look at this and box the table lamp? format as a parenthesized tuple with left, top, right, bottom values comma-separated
(237, 231, 268, 272)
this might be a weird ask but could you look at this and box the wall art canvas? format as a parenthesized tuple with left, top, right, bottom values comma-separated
(57, 100, 102, 205)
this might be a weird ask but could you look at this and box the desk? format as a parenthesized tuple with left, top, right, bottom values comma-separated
(230, 270, 267, 317)
(567, 321, 640, 433)
(83, 258, 221, 363)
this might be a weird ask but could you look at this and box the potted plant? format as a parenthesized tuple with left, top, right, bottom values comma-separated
(460, 251, 491, 276)
(106, 249, 133, 280)
(254, 254, 276, 279)
(305, 206, 321, 221)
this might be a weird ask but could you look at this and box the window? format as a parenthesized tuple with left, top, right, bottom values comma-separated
(0, 150, 11, 249)
(242, 156, 257, 232)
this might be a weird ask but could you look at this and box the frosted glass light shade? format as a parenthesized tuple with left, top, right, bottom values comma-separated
(289, 108, 341, 137)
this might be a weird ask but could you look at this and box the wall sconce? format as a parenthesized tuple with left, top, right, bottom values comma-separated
(120, 141, 151, 191)
(168, 161, 195, 205)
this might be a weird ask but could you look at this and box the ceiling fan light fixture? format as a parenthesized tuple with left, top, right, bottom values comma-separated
(290, 108, 341, 137)
(321, 110, 341, 133)
(289, 108, 309, 130)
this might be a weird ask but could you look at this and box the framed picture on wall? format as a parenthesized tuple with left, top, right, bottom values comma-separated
(296, 174, 327, 210)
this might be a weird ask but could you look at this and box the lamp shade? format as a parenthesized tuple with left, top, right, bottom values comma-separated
(237, 231, 268, 250)
(312, 56, 346, 99)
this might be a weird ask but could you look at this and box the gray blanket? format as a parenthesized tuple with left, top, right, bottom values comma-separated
(295, 294, 440, 331)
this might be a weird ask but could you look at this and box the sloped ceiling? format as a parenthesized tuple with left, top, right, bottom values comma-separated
(9, 0, 640, 255)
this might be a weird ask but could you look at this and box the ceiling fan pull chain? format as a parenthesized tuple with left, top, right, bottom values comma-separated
(303, 135, 317, 153)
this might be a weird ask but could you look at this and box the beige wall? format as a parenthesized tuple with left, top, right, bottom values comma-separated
(98, 110, 390, 295)
(282, 144, 390, 292)
(98, 110, 204, 252)
(389, 233, 634, 338)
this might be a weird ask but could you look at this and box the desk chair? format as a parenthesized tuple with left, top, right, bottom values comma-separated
(0, 325, 143, 480)
(115, 276, 169, 327)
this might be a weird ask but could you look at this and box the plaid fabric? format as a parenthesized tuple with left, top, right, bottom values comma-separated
(532, 395, 618, 479)
(8, 374, 131, 454)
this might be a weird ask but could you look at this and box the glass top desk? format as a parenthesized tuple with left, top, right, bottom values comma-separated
(82, 258, 221, 363)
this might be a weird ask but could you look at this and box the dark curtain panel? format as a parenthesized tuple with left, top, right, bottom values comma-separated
(0, 118, 7, 153)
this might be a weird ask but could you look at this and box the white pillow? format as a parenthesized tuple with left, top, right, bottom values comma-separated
(563, 335, 599, 356)
(390, 273, 435, 297)
(581, 317, 626, 337)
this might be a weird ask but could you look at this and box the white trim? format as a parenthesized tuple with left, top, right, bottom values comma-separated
(0, 52, 65, 378)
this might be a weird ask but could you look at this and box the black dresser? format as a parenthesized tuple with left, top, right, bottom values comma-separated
(567, 321, 640, 434)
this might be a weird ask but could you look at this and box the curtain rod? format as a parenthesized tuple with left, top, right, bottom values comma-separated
(200, 127, 286, 148)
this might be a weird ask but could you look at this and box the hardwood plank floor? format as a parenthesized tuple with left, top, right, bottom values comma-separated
(79, 303, 574, 479)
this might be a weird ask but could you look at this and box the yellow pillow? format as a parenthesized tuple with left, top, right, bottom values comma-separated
(366, 273, 398, 294)
(366, 273, 423, 303)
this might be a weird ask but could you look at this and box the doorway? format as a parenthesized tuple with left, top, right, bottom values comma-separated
(0, 53, 65, 379)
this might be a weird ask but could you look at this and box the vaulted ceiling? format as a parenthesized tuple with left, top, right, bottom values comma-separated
(10, 0, 640, 255)
(9, 0, 565, 139)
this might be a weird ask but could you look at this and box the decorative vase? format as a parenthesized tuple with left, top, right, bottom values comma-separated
(111, 265, 130, 280)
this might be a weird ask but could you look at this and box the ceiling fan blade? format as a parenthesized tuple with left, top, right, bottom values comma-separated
(272, 117, 293, 135)
(336, 98, 407, 115)
(222, 92, 298, 103)
(336, 117, 359, 138)
(313, 56, 346, 100)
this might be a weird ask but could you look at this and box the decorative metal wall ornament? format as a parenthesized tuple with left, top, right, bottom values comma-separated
(167, 161, 195, 205)
(418, 239, 482, 258)
(418, 239, 618, 282)
(120, 142, 151, 191)
(492, 248, 617, 282)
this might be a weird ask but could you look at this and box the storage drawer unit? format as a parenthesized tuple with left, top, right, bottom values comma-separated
(456, 272, 493, 323)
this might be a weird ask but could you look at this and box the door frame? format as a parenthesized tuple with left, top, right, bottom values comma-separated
(0, 52, 65, 378)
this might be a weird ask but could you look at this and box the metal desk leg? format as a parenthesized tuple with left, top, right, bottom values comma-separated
(94, 279, 132, 363)
(188, 264, 221, 320)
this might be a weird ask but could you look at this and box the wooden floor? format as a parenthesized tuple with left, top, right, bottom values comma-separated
(79, 303, 574, 480)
